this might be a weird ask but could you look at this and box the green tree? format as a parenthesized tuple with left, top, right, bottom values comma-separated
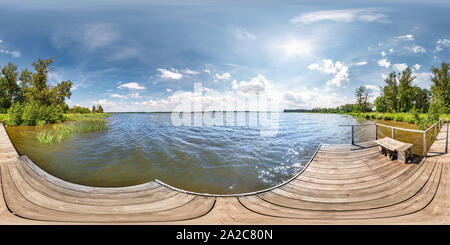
(0, 62, 21, 111)
(97, 105, 104, 113)
(383, 72, 399, 112)
(397, 67, 415, 112)
(374, 95, 388, 113)
(430, 62, 450, 113)
(411, 86, 430, 113)
(355, 86, 372, 112)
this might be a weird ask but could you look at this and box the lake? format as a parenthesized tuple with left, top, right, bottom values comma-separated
(6, 112, 377, 194)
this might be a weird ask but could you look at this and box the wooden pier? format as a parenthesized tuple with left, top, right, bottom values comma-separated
(0, 123, 449, 224)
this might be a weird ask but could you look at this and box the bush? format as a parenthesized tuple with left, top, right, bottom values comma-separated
(383, 114, 393, 120)
(22, 101, 40, 126)
(7, 102, 23, 126)
(46, 105, 63, 123)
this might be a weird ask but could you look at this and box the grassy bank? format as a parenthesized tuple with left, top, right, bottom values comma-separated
(0, 113, 111, 125)
(346, 112, 449, 125)
(36, 118, 109, 144)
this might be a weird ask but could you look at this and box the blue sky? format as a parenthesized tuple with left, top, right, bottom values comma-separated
(1, 0, 450, 111)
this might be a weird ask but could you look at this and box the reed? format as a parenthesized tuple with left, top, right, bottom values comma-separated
(36, 118, 108, 144)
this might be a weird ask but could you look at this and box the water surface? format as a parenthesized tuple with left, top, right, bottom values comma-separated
(6, 113, 373, 194)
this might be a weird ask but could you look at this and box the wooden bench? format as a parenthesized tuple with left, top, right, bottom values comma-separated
(374, 137, 413, 163)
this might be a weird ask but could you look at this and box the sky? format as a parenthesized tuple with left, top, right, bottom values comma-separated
(1, 0, 450, 112)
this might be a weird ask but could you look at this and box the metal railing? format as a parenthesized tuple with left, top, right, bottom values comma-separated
(341, 118, 447, 157)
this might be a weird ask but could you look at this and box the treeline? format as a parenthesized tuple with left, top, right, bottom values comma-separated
(69, 105, 104, 114)
(314, 62, 449, 125)
(0, 58, 104, 126)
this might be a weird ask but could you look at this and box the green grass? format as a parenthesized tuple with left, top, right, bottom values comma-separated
(346, 112, 433, 125)
(36, 118, 108, 144)
(0, 113, 9, 122)
(62, 113, 111, 121)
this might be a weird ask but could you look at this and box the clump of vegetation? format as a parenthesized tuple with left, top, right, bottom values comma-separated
(36, 118, 108, 144)
(0, 57, 108, 127)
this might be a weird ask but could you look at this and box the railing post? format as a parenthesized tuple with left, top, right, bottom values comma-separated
(351, 125, 354, 145)
(446, 123, 448, 154)
(423, 131, 427, 157)
(435, 125, 437, 139)
(392, 128, 395, 139)
(375, 124, 378, 140)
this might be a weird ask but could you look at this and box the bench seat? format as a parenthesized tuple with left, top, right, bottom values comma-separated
(374, 137, 413, 163)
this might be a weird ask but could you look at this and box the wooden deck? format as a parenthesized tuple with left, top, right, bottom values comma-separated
(0, 123, 449, 224)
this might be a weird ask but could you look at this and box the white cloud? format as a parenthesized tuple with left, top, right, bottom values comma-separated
(308, 63, 319, 70)
(308, 59, 349, 87)
(355, 61, 367, 66)
(378, 58, 391, 68)
(381, 51, 386, 57)
(0, 40, 21, 58)
(183, 69, 199, 75)
(282, 89, 352, 109)
(214, 72, 231, 80)
(232, 75, 272, 94)
(157, 68, 183, 80)
(397, 34, 414, 40)
(110, 93, 141, 99)
(381, 74, 388, 79)
(117, 82, 146, 90)
(290, 8, 387, 24)
(365, 85, 379, 91)
(393, 63, 408, 72)
(413, 64, 421, 70)
(435, 38, 450, 52)
(204, 69, 211, 73)
(166, 88, 173, 93)
(389, 48, 394, 53)
(408, 45, 426, 53)
(413, 72, 433, 88)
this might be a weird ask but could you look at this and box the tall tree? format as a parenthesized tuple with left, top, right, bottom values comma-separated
(355, 86, 372, 112)
(0, 62, 20, 110)
(383, 72, 399, 112)
(430, 62, 450, 113)
(397, 67, 416, 112)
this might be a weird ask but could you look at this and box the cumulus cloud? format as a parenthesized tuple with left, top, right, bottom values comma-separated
(393, 63, 408, 72)
(413, 64, 421, 70)
(204, 69, 211, 73)
(308, 59, 349, 87)
(183, 69, 199, 75)
(117, 82, 146, 90)
(166, 88, 173, 93)
(110, 93, 141, 99)
(232, 75, 272, 94)
(214, 72, 231, 81)
(381, 51, 386, 57)
(290, 8, 387, 24)
(413, 72, 433, 88)
(355, 61, 368, 66)
(389, 48, 394, 53)
(378, 58, 391, 68)
(435, 38, 450, 52)
(407, 45, 426, 53)
(157, 68, 183, 80)
(397, 34, 414, 40)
